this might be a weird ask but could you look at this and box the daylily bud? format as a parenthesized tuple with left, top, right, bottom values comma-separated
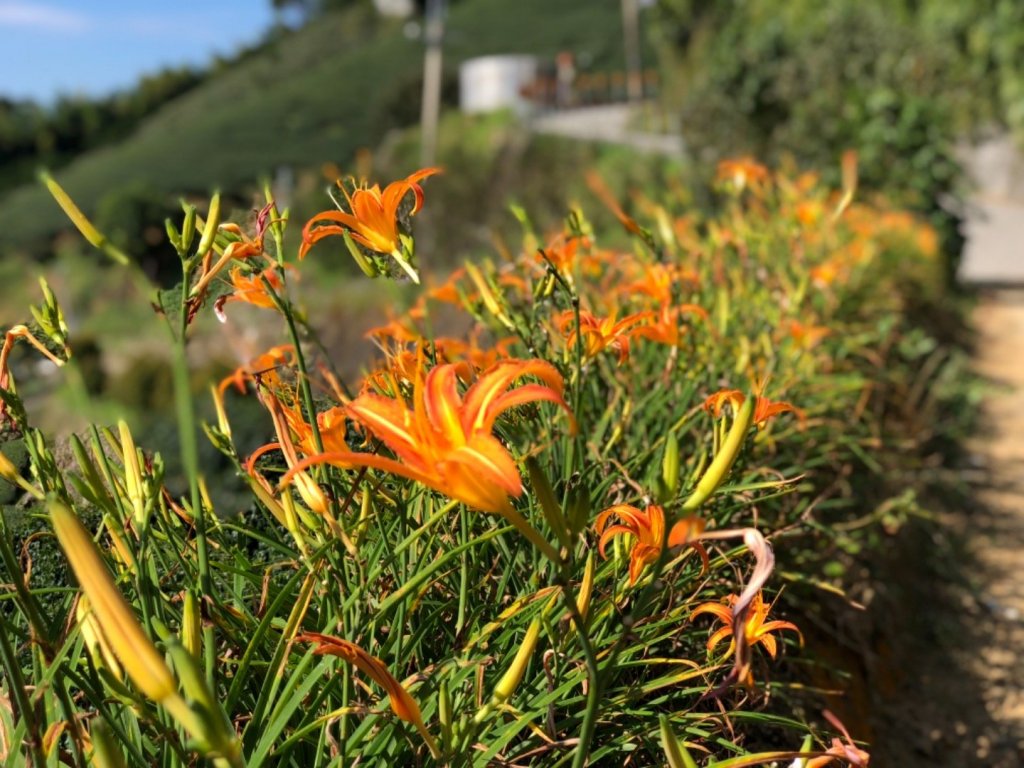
(489, 618, 542, 707)
(682, 394, 754, 511)
(793, 734, 815, 767)
(38, 277, 68, 340)
(180, 203, 197, 253)
(0, 451, 18, 484)
(117, 421, 145, 528)
(715, 284, 730, 336)
(165, 642, 239, 757)
(343, 228, 380, 278)
(0, 448, 43, 500)
(465, 262, 515, 331)
(509, 203, 538, 254)
(662, 430, 680, 496)
(40, 171, 130, 266)
(69, 434, 109, 504)
(77, 595, 123, 681)
(566, 482, 591, 539)
(196, 192, 221, 257)
(659, 714, 698, 768)
(210, 383, 233, 440)
(164, 218, 182, 252)
(52, 503, 240, 762)
(104, 517, 137, 572)
(51, 502, 177, 703)
(575, 551, 595, 625)
(181, 590, 202, 660)
(40, 171, 105, 250)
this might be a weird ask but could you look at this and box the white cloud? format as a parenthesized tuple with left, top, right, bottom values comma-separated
(0, 1, 91, 32)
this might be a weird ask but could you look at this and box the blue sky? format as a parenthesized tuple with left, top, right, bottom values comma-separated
(0, 0, 279, 103)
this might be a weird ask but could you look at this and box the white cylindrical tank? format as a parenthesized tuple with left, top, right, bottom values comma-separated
(459, 55, 539, 116)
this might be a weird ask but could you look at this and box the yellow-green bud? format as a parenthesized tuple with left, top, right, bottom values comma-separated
(181, 590, 202, 660)
(50, 502, 177, 703)
(164, 219, 182, 252)
(196, 192, 221, 256)
(490, 618, 541, 706)
(659, 715, 698, 768)
(181, 203, 197, 253)
(662, 431, 680, 496)
(682, 394, 754, 511)
(343, 228, 380, 278)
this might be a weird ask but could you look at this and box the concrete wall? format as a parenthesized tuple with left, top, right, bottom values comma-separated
(459, 55, 538, 116)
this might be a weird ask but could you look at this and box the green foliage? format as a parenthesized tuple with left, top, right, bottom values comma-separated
(0, 152, 973, 765)
(915, 0, 1024, 141)
(94, 183, 182, 286)
(656, 0, 966, 262)
(0, 68, 203, 196)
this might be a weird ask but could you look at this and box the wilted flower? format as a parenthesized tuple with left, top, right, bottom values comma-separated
(691, 590, 802, 686)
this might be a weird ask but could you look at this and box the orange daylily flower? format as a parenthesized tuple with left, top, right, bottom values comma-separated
(810, 259, 843, 287)
(716, 156, 770, 192)
(189, 201, 279, 324)
(293, 358, 573, 517)
(214, 266, 288, 321)
(298, 632, 423, 722)
(594, 504, 707, 585)
(691, 590, 802, 686)
(537, 233, 591, 277)
(633, 304, 707, 347)
(364, 315, 424, 345)
(252, 389, 335, 518)
(299, 168, 441, 278)
(435, 334, 518, 374)
(285, 403, 351, 456)
(788, 320, 831, 350)
(621, 263, 697, 304)
(217, 345, 296, 402)
(703, 389, 803, 428)
(362, 347, 428, 395)
(752, 396, 802, 426)
(702, 389, 746, 418)
(298, 632, 439, 758)
(557, 309, 652, 364)
(426, 266, 468, 305)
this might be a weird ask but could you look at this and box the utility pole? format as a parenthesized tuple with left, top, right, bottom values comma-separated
(420, 0, 445, 167)
(621, 0, 643, 103)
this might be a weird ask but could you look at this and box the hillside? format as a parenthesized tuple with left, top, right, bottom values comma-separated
(0, 0, 625, 253)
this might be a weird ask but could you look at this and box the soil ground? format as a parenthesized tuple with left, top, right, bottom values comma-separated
(868, 290, 1024, 766)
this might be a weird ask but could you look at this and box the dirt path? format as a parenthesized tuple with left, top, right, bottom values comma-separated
(868, 290, 1024, 766)
(958, 291, 1024, 763)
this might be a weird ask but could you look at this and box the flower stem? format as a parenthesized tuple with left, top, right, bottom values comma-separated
(174, 273, 215, 685)
(559, 576, 601, 768)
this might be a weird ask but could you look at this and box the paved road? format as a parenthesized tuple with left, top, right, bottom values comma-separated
(530, 103, 683, 156)
(959, 135, 1024, 285)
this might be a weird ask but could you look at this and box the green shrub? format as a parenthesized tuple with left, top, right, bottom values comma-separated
(658, 0, 963, 255)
